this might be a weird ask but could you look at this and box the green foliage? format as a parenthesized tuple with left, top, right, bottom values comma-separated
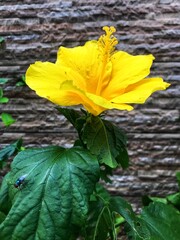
(0, 146, 99, 240)
(176, 171, 180, 189)
(0, 78, 8, 84)
(0, 107, 179, 239)
(0, 113, 16, 126)
(142, 172, 180, 212)
(57, 108, 129, 178)
(82, 115, 129, 169)
(0, 80, 16, 127)
(0, 87, 9, 103)
(0, 37, 5, 49)
(0, 37, 4, 44)
(0, 139, 23, 168)
(137, 202, 180, 240)
(16, 74, 26, 86)
(83, 184, 180, 240)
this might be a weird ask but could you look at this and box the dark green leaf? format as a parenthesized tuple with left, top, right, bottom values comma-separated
(82, 115, 118, 168)
(0, 78, 8, 84)
(1, 113, 16, 126)
(0, 87, 3, 98)
(103, 120, 129, 169)
(94, 183, 111, 203)
(0, 173, 12, 214)
(115, 147, 129, 169)
(110, 196, 150, 239)
(0, 139, 23, 167)
(57, 107, 81, 128)
(93, 206, 116, 240)
(176, 172, 180, 190)
(0, 212, 6, 225)
(167, 193, 180, 211)
(15, 75, 26, 87)
(110, 196, 136, 227)
(138, 202, 180, 240)
(142, 195, 167, 207)
(0, 146, 100, 240)
(0, 37, 4, 43)
(85, 186, 116, 240)
(57, 107, 86, 135)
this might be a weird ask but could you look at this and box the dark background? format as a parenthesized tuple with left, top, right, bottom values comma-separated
(0, 0, 180, 210)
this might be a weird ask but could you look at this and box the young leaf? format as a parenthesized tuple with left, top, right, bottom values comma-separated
(1, 113, 16, 126)
(0, 146, 100, 240)
(82, 115, 118, 168)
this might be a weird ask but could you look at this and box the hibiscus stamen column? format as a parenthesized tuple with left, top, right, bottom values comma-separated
(95, 26, 118, 96)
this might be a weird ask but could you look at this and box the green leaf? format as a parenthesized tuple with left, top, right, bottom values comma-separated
(0, 87, 3, 98)
(0, 146, 100, 240)
(0, 212, 6, 225)
(57, 107, 86, 134)
(84, 186, 116, 240)
(1, 113, 16, 126)
(142, 195, 168, 206)
(0, 97, 9, 103)
(138, 202, 180, 240)
(103, 120, 129, 169)
(0, 37, 4, 43)
(15, 75, 26, 87)
(0, 139, 23, 168)
(0, 78, 8, 84)
(110, 196, 150, 239)
(167, 193, 180, 211)
(93, 206, 116, 240)
(176, 172, 180, 190)
(0, 173, 12, 214)
(16, 81, 26, 87)
(82, 115, 118, 168)
(110, 196, 136, 228)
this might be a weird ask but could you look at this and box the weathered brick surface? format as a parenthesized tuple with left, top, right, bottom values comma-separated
(0, 0, 180, 209)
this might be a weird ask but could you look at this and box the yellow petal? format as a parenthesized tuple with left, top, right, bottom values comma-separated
(26, 62, 104, 115)
(56, 41, 103, 94)
(112, 77, 170, 104)
(102, 52, 155, 99)
(26, 61, 87, 99)
(86, 92, 133, 113)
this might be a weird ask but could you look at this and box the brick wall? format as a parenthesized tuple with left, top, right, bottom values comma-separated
(0, 0, 180, 209)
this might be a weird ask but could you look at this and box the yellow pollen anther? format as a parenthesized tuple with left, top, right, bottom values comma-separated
(98, 26, 118, 57)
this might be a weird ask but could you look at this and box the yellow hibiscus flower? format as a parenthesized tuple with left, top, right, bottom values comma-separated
(26, 26, 170, 116)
